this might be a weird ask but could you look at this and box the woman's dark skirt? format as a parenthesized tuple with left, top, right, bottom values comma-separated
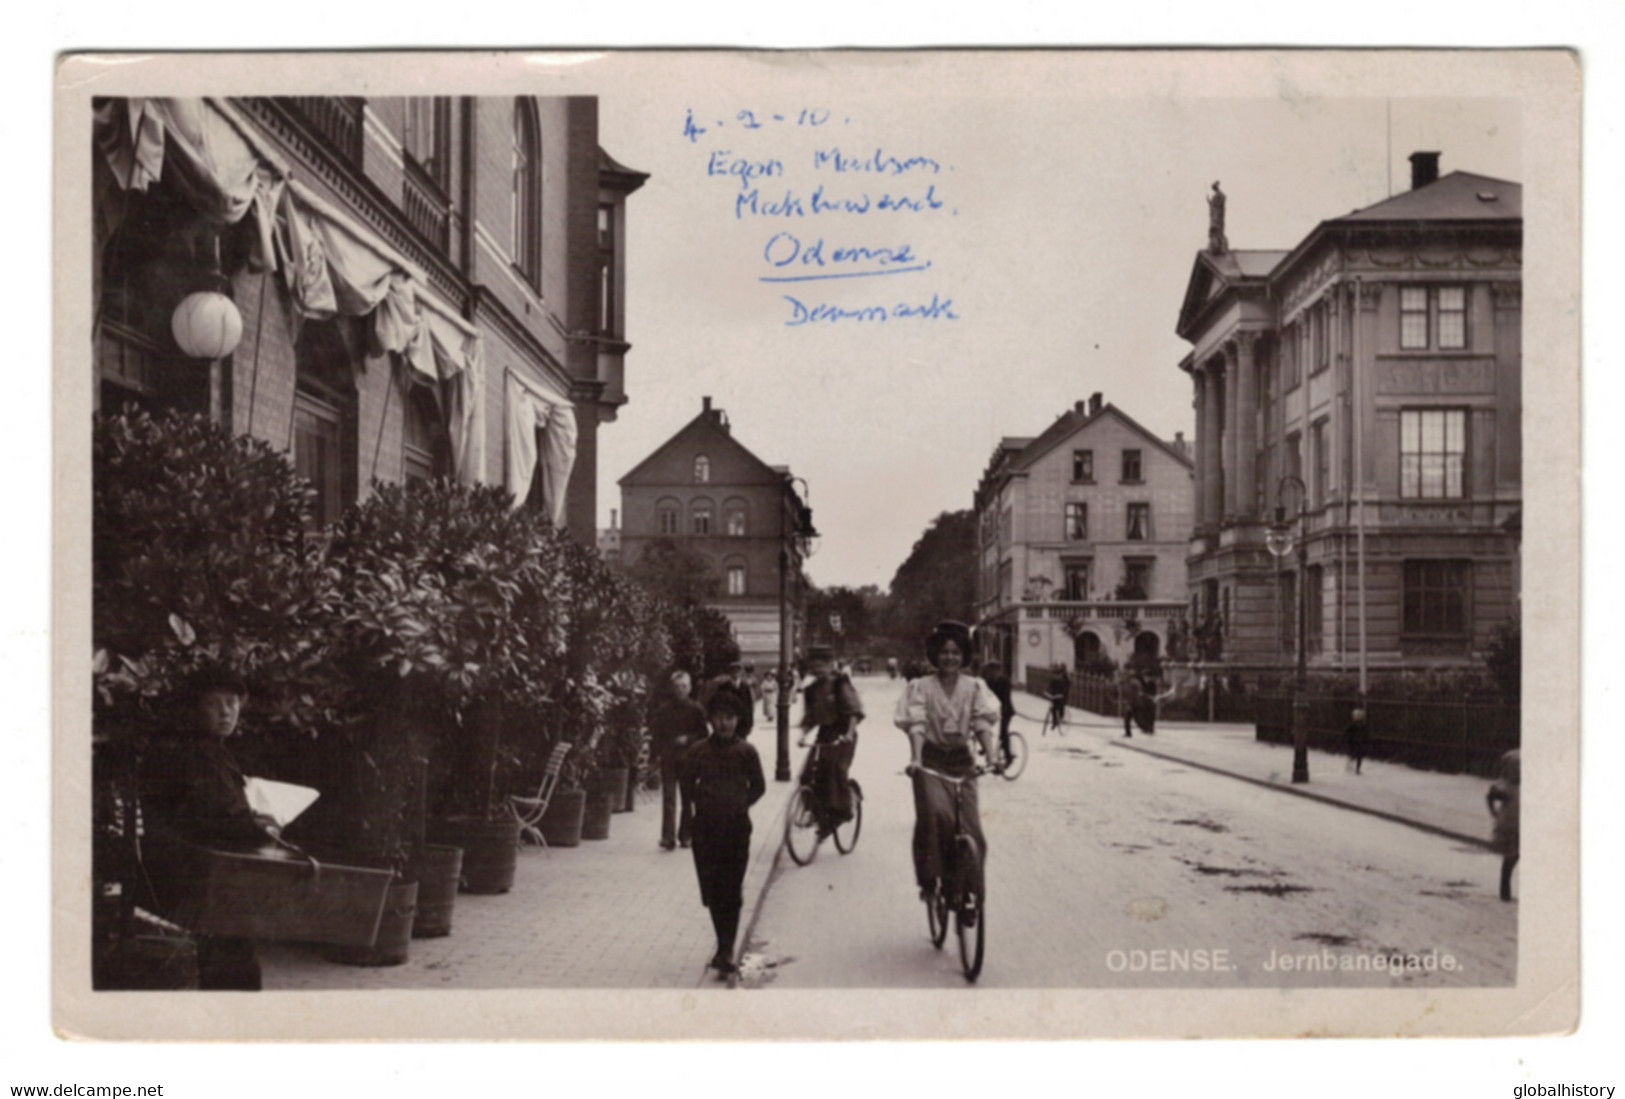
(910, 742, 986, 891)
(690, 811, 752, 910)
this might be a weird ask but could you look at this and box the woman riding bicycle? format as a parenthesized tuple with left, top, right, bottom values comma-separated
(894, 621, 1001, 909)
(798, 643, 863, 838)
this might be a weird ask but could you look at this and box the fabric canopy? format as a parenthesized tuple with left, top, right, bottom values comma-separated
(94, 97, 503, 487)
(505, 371, 577, 525)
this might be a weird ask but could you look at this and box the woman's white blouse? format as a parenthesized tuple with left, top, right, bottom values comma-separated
(894, 674, 1001, 745)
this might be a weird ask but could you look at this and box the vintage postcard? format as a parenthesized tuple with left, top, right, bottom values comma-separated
(53, 49, 1580, 1041)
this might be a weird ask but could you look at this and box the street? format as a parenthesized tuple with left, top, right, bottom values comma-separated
(740, 674, 1517, 989)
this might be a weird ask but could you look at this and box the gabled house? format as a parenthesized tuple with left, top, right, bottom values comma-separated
(974, 393, 1194, 686)
(618, 398, 813, 667)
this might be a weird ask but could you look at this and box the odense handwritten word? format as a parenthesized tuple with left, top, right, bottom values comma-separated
(812, 147, 943, 176)
(782, 293, 959, 326)
(707, 151, 785, 189)
(736, 184, 948, 220)
(763, 232, 921, 272)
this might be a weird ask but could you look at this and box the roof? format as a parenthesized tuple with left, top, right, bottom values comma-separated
(1009, 402, 1192, 474)
(617, 406, 784, 487)
(1336, 171, 1521, 224)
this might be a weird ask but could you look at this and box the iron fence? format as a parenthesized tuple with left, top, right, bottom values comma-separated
(1253, 694, 1517, 778)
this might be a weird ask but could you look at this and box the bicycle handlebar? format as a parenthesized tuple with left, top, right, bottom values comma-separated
(908, 764, 989, 783)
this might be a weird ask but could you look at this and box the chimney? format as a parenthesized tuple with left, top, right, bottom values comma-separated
(1074, 400, 1085, 415)
(1089, 392, 1104, 416)
(1409, 151, 1441, 190)
(1173, 431, 1189, 459)
(702, 396, 712, 413)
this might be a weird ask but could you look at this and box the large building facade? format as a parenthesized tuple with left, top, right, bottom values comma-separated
(618, 399, 813, 667)
(92, 96, 645, 540)
(1176, 155, 1521, 675)
(974, 394, 1195, 685)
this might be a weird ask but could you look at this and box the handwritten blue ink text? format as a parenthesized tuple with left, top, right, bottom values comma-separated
(783, 292, 959, 326)
(736, 184, 947, 220)
(813, 147, 942, 176)
(708, 151, 786, 189)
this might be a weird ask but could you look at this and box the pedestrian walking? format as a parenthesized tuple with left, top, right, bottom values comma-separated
(981, 660, 1016, 764)
(1044, 663, 1071, 734)
(705, 661, 756, 741)
(1344, 707, 1371, 775)
(798, 644, 863, 836)
(1120, 671, 1140, 738)
(139, 665, 282, 991)
(1486, 749, 1520, 902)
(651, 670, 708, 851)
(760, 667, 779, 722)
(1133, 669, 1162, 735)
(894, 621, 1000, 908)
(681, 690, 767, 976)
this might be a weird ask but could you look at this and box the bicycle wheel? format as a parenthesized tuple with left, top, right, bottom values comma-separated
(832, 780, 863, 854)
(783, 786, 820, 866)
(1001, 732, 1028, 781)
(926, 882, 950, 949)
(954, 837, 986, 981)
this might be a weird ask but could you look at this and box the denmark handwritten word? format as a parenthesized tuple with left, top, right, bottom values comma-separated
(760, 232, 929, 283)
(735, 184, 947, 220)
(783, 293, 959, 326)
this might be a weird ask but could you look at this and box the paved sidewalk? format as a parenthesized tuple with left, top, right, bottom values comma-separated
(259, 757, 802, 990)
(1013, 696, 1497, 848)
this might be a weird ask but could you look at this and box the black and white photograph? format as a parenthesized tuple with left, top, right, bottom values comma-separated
(52, 49, 1581, 1046)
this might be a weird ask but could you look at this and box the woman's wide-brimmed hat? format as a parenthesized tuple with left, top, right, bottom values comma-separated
(925, 620, 974, 665)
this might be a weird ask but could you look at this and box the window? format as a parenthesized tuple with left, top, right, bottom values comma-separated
(1283, 322, 1302, 390)
(1121, 558, 1152, 600)
(691, 505, 713, 535)
(1400, 409, 1467, 499)
(597, 203, 618, 336)
(1311, 302, 1329, 375)
(511, 99, 542, 283)
(1072, 449, 1094, 482)
(726, 564, 746, 596)
(402, 388, 448, 484)
(657, 501, 680, 535)
(1311, 418, 1330, 505)
(693, 455, 710, 483)
(1400, 286, 1469, 350)
(725, 504, 747, 537)
(1065, 502, 1088, 541)
(403, 98, 450, 186)
(1126, 502, 1151, 541)
(1285, 432, 1303, 482)
(292, 320, 357, 528)
(1404, 559, 1471, 637)
(1121, 449, 1143, 483)
(999, 559, 1013, 604)
(294, 395, 345, 527)
(1062, 560, 1092, 601)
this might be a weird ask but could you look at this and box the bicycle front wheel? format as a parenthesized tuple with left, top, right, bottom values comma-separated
(783, 786, 820, 866)
(833, 780, 862, 854)
(1001, 732, 1028, 780)
(954, 837, 986, 982)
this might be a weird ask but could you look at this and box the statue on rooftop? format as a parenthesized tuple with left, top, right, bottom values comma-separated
(1207, 181, 1228, 255)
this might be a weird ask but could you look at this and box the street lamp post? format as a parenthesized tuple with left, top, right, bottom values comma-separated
(1265, 473, 1311, 784)
(775, 477, 816, 782)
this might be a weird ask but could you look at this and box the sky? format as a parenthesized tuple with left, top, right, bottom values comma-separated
(591, 57, 1522, 590)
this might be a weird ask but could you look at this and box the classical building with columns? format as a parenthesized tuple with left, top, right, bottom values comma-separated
(1177, 155, 1521, 675)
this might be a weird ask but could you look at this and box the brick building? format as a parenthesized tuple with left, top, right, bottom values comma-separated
(973, 393, 1195, 684)
(618, 399, 813, 667)
(1176, 155, 1521, 675)
(92, 96, 646, 539)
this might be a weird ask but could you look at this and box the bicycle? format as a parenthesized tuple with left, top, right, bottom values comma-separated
(994, 729, 1028, 780)
(783, 737, 863, 867)
(912, 764, 987, 982)
(1041, 695, 1067, 737)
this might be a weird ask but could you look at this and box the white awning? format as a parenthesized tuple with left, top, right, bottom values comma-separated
(505, 371, 577, 525)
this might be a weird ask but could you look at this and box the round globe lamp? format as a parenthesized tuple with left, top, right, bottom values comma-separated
(171, 291, 244, 360)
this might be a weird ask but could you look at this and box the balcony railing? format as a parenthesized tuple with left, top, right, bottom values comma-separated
(1022, 599, 1187, 622)
(280, 97, 365, 165)
(402, 161, 451, 252)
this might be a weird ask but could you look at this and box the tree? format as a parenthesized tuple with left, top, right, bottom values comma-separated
(885, 510, 978, 648)
(620, 537, 718, 607)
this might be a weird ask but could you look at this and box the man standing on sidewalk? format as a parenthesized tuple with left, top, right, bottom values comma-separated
(682, 690, 766, 976)
(652, 670, 708, 850)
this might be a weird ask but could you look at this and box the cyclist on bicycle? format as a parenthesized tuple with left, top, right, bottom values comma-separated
(895, 621, 1001, 914)
(1045, 663, 1071, 732)
(798, 644, 863, 838)
(980, 660, 1016, 768)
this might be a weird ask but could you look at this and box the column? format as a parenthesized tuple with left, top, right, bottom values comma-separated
(1192, 370, 1209, 530)
(1222, 348, 1239, 521)
(1234, 331, 1259, 520)
(1201, 361, 1224, 526)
